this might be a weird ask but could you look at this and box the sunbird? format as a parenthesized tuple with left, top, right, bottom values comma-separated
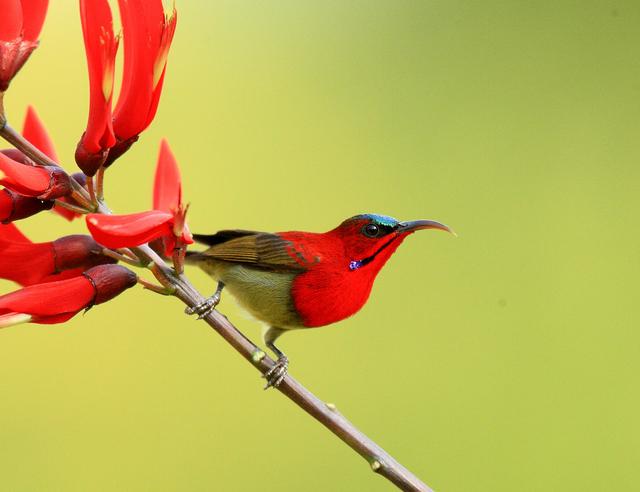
(186, 214, 453, 388)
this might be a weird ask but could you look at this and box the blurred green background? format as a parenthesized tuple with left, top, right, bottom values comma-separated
(1, 1, 639, 490)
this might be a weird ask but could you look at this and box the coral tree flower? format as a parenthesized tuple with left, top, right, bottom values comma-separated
(152, 139, 191, 256)
(0, 264, 137, 329)
(86, 140, 192, 253)
(0, 0, 49, 91)
(75, 0, 118, 176)
(105, 0, 177, 165)
(0, 150, 70, 199)
(86, 209, 192, 252)
(0, 230, 115, 286)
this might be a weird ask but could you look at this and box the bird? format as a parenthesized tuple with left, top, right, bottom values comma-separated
(185, 214, 453, 388)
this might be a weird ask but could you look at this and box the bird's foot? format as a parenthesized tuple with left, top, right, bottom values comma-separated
(263, 355, 289, 389)
(184, 292, 221, 319)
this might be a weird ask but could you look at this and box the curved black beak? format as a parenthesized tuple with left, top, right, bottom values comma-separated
(397, 219, 456, 236)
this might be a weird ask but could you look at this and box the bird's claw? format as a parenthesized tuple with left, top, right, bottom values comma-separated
(185, 292, 221, 319)
(263, 356, 289, 389)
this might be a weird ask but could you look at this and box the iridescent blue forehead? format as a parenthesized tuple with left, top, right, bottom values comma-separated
(352, 214, 400, 227)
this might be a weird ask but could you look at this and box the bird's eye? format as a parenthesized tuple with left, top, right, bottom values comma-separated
(362, 224, 380, 238)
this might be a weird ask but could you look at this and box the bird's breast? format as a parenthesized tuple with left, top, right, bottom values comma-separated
(291, 264, 378, 328)
(203, 262, 303, 329)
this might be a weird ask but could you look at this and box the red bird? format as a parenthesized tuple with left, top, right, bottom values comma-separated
(186, 214, 453, 388)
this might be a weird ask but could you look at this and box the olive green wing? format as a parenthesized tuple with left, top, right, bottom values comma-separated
(191, 231, 307, 272)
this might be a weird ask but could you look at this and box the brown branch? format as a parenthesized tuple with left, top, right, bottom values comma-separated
(138, 244, 434, 492)
(0, 118, 434, 492)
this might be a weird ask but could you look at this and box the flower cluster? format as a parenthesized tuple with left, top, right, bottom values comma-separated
(75, 0, 177, 176)
(0, 0, 192, 330)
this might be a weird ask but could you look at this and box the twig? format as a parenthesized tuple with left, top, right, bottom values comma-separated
(96, 166, 106, 201)
(137, 244, 434, 492)
(102, 248, 144, 267)
(53, 199, 89, 215)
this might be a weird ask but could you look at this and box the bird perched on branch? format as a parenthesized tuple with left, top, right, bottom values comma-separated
(186, 214, 453, 388)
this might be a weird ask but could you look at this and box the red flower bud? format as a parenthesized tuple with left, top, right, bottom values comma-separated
(84, 264, 137, 305)
(0, 151, 71, 199)
(0, 232, 115, 286)
(0, 0, 49, 91)
(52, 234, 115, 271)
(0, 264, 137, 329)
(0, 187, 53, 222)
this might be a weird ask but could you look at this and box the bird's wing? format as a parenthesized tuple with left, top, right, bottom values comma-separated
(194, 231, 309, 272)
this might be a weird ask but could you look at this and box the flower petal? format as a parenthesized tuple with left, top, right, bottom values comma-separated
(20, 0, 49, 42)
(0, 275, 94, 318)
(77, 0, 118, 160)
(86, 210, 173, 248)
(153, 139, 181, 213)
(0, 238, 54, 285)
(0, 0, 23, 41)
(112, 0, 176, 141)
(22, 105, 58, 162)
(0, 152, 51, 195)
(0, 222, 31, 243)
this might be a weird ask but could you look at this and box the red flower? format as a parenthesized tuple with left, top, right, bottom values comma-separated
(0, 187, 53, 222)
(0, 232, 115, 286)
(0, 151, 71, 199)
(0, 264, 137, 329)
(105, 0, 177, 165)
(0, 0, 49, 91)
(86, 139, 192, 254)
(86, 209, 192, 251)
(152, 139, 191, 255)
(75, 0, 118, 176)
(20, 106, 82, 220)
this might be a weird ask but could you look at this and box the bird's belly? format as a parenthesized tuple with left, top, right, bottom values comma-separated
(205, 263, 303, 329)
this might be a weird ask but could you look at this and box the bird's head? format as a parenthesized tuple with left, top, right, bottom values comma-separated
(330, 213, 454, 273)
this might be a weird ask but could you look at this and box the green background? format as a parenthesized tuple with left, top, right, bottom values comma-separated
(1, 1, 638, 490)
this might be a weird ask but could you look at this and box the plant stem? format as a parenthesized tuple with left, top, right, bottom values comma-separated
(86, 176, 97, 206)
(102, 248, 144, 267)
(136, 245, 433, 492)
(53, 199, 89, 215)
(96, 166, 105, 201)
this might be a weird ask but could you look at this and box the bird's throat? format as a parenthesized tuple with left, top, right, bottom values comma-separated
(349, 235, 400, 271)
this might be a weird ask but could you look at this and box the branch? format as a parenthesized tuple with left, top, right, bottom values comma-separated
(0, 114, 434, 492)
(140, 245, 434, 492)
